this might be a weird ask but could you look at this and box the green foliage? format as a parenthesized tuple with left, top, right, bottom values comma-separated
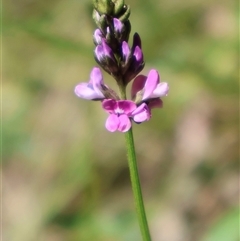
(201, 208, 239, 241)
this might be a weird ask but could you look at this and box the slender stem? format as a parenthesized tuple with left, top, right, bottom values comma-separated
(124, 129, 152, 241)
(117, 81, 127, 99)
(118, 82, 152, 241)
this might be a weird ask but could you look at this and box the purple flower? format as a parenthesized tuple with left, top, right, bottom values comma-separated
(132, 45, 143, 68)
(131, 69, 169, 108)
(102, 99, 137, 132)
(113, 18, 124, 36)
(131, 103, 151, 123)
(93, 29, 103, 45)
(121, 41, 131, 64)
(122, 33, 144, 84)
(94, 40, 118, 75)
(74, 67, 107, 100)
(94, 40, 116, 64)
(129, 33, 144, 70)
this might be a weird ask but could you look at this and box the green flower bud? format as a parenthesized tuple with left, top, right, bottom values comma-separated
(92, 9, 108, 31)
(93, 0, 114, 15)
(112, 0, 125, 15)
(119, 5, 131, 22)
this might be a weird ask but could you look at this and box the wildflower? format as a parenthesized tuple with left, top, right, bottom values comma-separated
(74, 0, 169, 238)
(75, 1, 169, 133)
(131, 69, 169, 108)
(102, 99, 137, 132)
(74, 67, 107, 100)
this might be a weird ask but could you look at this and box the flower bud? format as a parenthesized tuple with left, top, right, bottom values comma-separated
(121, 33, 144, 84)
(94, 41, 119, 75)
(132, 32, 142, 49)
(120, 20, 131, 42)
(92, 10, 108, 32)
(123, 45, 144, 83)
(120, 41, 131, 74)
(92, 0, 114, 15)
(93, 29, 104, 45)
(113, 18, 124, 38)
(121, 41, 131, 63)
(112, 0, 124, 15)
(118, 4, 131, 22)
(105, 27, 111, 42)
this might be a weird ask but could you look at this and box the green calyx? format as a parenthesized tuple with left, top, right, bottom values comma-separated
(118, 4, 130, 22)
(93, 0, 131, 22)
(112, 0, 124, 15)
(93, 0, 114, 15)
(92, 9, 108, 31)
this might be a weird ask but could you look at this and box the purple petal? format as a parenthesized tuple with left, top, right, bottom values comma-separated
(105, 114, 119, 132)
(102, 40, 114, 58)
(117, 100, 137, 115)
(133, 46, 143, 62)
(113, 18, 123, 33)
(90, 67, 103, 85)
(118, 114, 131, 132)
(90, 67, 105, 97)
(142, 69, 159, 100)
(131, 75, 147, 99)
(94, 45, 104, 61)
(93, 29, 103, 45)
(132, 33, 142, 49)
(74, 83, 104, 100)
(102, 99, 117, 113)
(148, 98, 163, 109)
(132, 103, 151, 122)
(150, 82, 169, 98)
(122, 41, 131, 62)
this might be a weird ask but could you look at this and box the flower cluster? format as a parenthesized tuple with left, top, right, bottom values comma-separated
(74, 0, 169, 132)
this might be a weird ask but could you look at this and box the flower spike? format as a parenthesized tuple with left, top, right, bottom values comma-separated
(76, 1, 169, 129)
(74, 1, 169, 240)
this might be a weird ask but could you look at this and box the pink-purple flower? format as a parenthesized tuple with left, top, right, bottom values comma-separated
(131, 69, 169, 108)
(76, 2, 171, 134)
(102, 99, 152, 132)
(74, 67, 107, 100)
(74, 67, 169, 133)
(102, 99, 136, 132)
(131, 103, 151, 123)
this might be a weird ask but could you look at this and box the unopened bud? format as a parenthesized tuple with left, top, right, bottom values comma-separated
(112, 0, 124, 15)
(93, 0, 114, 15)
(92, 10, 108, 32)
(94, 41, 119, 76)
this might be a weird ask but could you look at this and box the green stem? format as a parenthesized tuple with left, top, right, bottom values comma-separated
(125, 129, 152, 241)
(118, 82, 152, 241)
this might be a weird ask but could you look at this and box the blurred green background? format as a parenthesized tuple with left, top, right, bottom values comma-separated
(3, 0, 239, 240)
